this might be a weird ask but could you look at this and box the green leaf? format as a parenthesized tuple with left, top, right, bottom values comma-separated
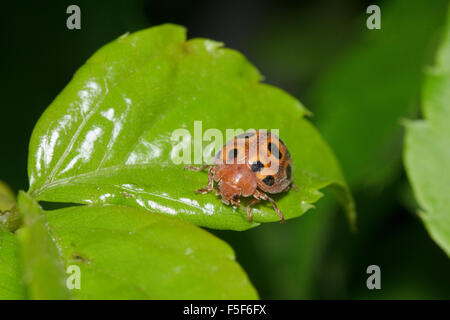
(44, 204, 258, 299)
(404, 7, 450, 257)
(0, 181, 21, 232)
(0, 229, 26, 299)
(0, 181, 16, 212)
(16, 191, 71, 299)
(27, 24, 354, 230)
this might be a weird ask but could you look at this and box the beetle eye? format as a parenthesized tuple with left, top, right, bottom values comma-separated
(233, 194, 239, 200)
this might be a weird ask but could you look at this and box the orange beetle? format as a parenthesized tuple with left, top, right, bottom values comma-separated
(185, 130, 294, 222)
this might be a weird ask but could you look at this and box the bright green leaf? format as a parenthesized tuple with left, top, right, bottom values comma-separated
(16, 191, 71, 299)
(404, 7, 450, 257)
(45, 204, 258, 299)
(27, 24, 354, 230)
(0, 229, 26, 299)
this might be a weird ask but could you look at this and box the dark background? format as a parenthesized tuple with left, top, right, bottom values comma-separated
(1, 0, 449, 299)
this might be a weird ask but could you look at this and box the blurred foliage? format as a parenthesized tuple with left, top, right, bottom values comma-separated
(404, 8, 450, 257)
(0, 229, 25, 299)
(16, 192, 70, 299)
(311, 0, 449, 189)
(1, 0, 450, 299)
(308, 0, 450, 299)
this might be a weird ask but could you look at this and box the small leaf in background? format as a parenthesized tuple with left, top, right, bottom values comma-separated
(0, 181, 24, 299)
(16, 191, 71, 299)
(404, 8, 450, 257)
(0, 181, 21, 232)
(0, 229, 26, 299)
(27, 24, 354, 230)
(45, 204, 258, 299)
(0, 181, 16, 211)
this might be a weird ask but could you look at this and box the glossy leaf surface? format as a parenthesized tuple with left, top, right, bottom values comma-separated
(28, 24, 354, 230)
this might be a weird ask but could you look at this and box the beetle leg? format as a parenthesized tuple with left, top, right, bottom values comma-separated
(195, 166, 215, 194)
(255, 190, 285, 223)
(246, 198, 260, 222)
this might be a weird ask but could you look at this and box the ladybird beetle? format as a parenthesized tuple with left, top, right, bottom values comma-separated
(185, 130, 294, 223)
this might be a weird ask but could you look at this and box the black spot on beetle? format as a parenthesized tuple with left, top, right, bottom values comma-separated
(251, 161, 264, 172)
(263, 175, 275, 186)
(228, 148, 238, 159)
(237, 132, 256, 139)
(268, 142, 282, 159)
(286, 164, 292, 180)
